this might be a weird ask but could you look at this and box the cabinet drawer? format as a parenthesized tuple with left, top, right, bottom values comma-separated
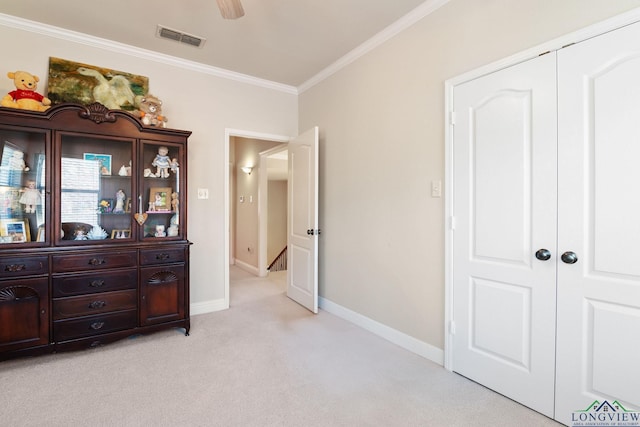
(53, 289, 137, 320)
(53, 269, 137, 297)
(53, 310, 137, 342)
(52, 251, 137, 273)
(140, 247, 185, 265)
(0, 256, 48, 278)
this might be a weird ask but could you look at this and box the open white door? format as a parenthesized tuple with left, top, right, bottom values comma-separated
(287, 127, 319, 313)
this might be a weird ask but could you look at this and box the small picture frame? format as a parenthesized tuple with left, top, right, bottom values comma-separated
(36, 225, 45, 242)
(111, 229, 131, 239)
(1, 219, 30, 243)
(83, 153, 112, 175)
(98, 198, 113, 213)
(148, 187, 172, 211)
(125, 197, 132, 213)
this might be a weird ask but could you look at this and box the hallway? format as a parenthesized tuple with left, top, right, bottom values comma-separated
(229, 265, 286, 307)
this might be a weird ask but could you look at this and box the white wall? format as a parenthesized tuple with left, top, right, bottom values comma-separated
(267, 180, 287, 264)
(0, 18, 298, 312)
(299, 0, 640, 354)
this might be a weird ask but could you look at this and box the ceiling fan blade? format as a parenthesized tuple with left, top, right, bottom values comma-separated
(216, 0, 245, 19)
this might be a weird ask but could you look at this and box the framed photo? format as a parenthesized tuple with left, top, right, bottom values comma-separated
(111, 229, 131, 239)
(1, 219, 30, 243)
(148, 187, 172, 211)
(125, 197, 132, 213)
(84, 153, 112, 175)
(46, 57, 148, 111)
(99, 198, 113, 213)
(36, 225, 45, 242)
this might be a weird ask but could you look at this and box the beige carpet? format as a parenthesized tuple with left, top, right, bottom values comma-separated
(0, 267, 561, 426)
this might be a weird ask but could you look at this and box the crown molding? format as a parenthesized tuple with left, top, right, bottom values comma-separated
(297, 0, 450, 93)
(0, 13, 298, 95)
(445, 6, 640, 88)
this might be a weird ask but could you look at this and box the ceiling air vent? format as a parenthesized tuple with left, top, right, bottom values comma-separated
(157, 25, 206, 48)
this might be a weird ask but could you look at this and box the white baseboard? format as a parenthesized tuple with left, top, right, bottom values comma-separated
(190, 298, 228, 316)
(319, 297, 444, 366)
(234, 259, 259, 276)
(189, 294, 444, 365)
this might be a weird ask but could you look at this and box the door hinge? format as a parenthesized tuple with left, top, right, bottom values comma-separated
(450, 320, 456, 335)
(450, 111, 456, 125)
(450, 216, 456, 230)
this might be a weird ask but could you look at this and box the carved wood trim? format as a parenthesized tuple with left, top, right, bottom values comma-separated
(0, 286, 38, 302)
(147, 271, 178, 285)
(78, 102, 118, 124)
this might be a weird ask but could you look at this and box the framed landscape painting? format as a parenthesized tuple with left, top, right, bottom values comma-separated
(46, 57, 148, 111)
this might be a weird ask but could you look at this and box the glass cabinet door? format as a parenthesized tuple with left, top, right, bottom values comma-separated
(140, 141, 182, 240)
(58, 134, 134, 243)
(0, 128, 48, 246)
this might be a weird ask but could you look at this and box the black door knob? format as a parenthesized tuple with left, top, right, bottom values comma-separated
(535, 249, 551, 261)
(561, 251, 578, 264)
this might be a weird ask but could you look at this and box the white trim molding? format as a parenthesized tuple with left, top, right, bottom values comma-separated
(0, 13, 298, 95)
(298, 0, 450, 93)
(191, 299, 228, 316)
(319, 297, 444, 366)
(0, 0, 453, 96)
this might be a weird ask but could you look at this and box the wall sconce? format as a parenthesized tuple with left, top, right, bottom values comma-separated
(241, 166, 253, 175)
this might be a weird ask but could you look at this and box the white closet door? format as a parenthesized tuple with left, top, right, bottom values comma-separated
(555, 21, 640, 425)
(451, 53, 558, 417)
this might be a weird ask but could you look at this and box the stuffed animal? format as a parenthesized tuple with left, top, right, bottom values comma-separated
(1, 71, 51, 112)
(133, 94, 167, 128)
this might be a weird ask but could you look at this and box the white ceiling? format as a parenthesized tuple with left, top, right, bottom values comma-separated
(0, 0, 431, 87)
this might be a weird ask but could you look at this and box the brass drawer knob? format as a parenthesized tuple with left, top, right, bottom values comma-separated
(88, 301, 107, 309)
(90, 322, 105, 330)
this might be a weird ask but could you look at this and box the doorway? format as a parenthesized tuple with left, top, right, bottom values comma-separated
(224, 129, 289, 308)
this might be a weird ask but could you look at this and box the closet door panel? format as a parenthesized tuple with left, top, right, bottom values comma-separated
(451, 53, 558, 417)
(556, 20, 640, 425)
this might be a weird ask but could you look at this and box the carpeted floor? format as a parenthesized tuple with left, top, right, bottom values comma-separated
(0, 266, 561, 426)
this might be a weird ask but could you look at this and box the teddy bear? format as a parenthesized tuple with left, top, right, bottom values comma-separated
(1, 71, 52, 112)
(133, 94, 167, 128)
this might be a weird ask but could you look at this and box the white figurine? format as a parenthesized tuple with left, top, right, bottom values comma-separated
(19, 180, 40, 213)
(113, 189, 126, 213)
(9, 151, 29, 171)
(154, 224, 166, 237)
(152, 146, 171, 178)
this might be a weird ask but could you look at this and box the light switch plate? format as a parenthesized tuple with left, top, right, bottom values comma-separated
(431, 180, 442, 198)
(197, 188, 209, 199)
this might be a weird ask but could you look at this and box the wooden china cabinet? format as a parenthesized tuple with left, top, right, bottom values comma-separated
(0, 103, 191, 360)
